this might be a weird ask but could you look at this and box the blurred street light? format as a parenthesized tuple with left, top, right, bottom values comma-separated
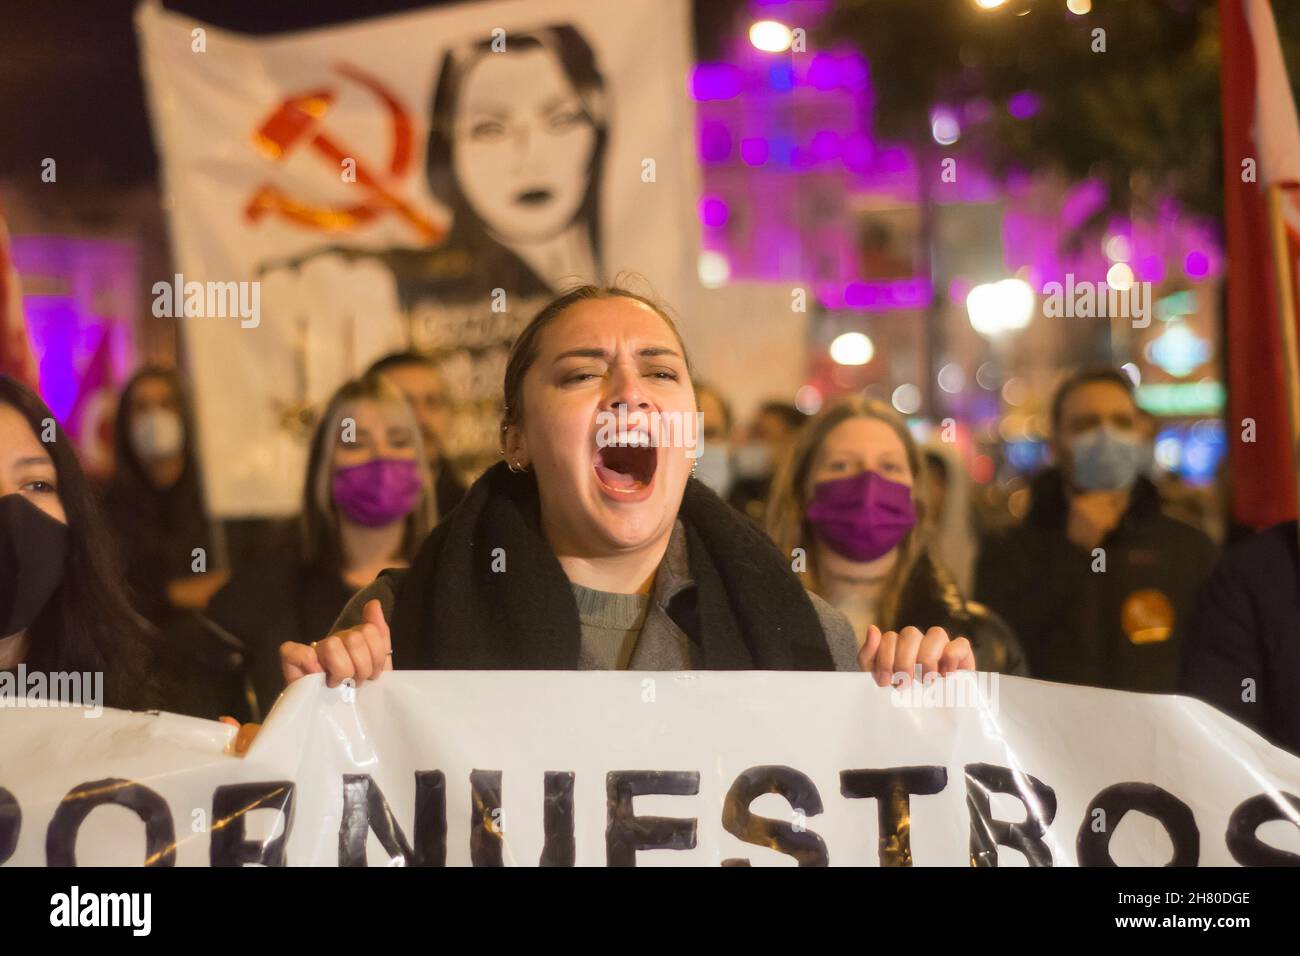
(749, 20, 793, 53)
(1106, 262, 1135, 291)
(830, 331, 874, 365)
(966, 278, 1035, 337)
(930, 108, 961, 145)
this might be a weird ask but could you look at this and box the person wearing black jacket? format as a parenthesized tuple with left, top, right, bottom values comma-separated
(1182, 522, 1300, 754)
(207, 372, 436, 718)
(975, 369, 1217, 693)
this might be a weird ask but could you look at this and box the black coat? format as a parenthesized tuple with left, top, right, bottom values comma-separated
(206, 547, 354, 720)
(897, 551, 1027, 676)
(434, 463, 467, 519)
(975, 469, 1217, 693)
(1182, 521, 1300, 755)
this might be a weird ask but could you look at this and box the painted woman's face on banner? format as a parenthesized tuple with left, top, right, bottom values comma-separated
(452, 48, 596, 243)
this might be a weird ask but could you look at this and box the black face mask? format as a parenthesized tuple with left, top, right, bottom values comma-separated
(0, 493, 70, 638)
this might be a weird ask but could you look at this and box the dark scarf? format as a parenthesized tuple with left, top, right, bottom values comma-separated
(390, 462, 833, 670)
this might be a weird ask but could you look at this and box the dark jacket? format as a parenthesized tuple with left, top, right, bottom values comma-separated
(896, 551, 1027, 676)
(207, 540, 355, 720)
(975, 469, 1217, 693)
(1182, 521, 1300, 755)
(102, 462, 217, 626)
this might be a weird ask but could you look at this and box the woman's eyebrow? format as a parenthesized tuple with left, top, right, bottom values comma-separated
(553, 346, 682, 363)
(553, 348, 611, 363)
(14, 455, 52, 468)
(638, 347, 682, 360)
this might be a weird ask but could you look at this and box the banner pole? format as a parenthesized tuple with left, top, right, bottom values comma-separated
(1266, 183, 1300, 546)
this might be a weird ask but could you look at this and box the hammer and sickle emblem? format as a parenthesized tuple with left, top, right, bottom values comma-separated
(244, 63, 443, 242)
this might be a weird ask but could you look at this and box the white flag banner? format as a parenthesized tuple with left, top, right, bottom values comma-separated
(2, 672, 1298, 867)
(135, 0, 699, 516)
(1244, 0, 1300, 189)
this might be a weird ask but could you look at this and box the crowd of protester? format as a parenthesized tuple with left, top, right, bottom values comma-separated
(1, 282, 1296, 756)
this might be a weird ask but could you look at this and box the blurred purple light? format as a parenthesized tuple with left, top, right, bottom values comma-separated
(698, 122, 732, 163)
(810, 130, 840, 161)
(1136, 254, 1165, 284)
(1007, 91, 1040, 120)
(838, 53, 869, 91)
(818, 278, 933, 311)
(691, 63, 744, 101)
(840, 132, 873, 170)
(1061, 179, 1107, 230)
(807, 53, 838, 91)
(1185, 250, 1210, 279)
(699, 196, 730, 228)
(877, 146, 908, 173)
(740, 137, 770, 166)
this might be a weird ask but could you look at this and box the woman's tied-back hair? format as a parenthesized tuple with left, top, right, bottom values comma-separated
(499, 282, 692, 446)
(765, 395, 928, 630)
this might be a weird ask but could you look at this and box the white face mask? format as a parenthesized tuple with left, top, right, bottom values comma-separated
(130, 408, 184, 462)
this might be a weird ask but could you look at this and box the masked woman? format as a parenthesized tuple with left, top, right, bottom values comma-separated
(278, 285, 976, 687)
(765, 396, 1026, 675)
(103, 366, 227, 623)
(207, 373, 436, 718)
(0, 376, 165, 710)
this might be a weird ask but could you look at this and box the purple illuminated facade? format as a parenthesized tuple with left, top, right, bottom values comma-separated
(692, 0, 1222, 310)
(9, 235, 137, 437)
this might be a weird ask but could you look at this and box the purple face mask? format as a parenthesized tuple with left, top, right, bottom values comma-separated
(805, 469, 917, 563)
(332, 458, 422, 527)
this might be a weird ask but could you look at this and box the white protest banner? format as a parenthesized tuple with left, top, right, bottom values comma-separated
(1, 672, 1298, 866)
(135, 0, 699, 516)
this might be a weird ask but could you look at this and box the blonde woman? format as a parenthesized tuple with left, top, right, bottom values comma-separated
(208, 372, 437, 717)
(766, 396, 1025, 676)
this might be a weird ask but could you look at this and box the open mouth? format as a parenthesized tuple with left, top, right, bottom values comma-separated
(516, 188, 554, 206)
(593, 442, 658, 495)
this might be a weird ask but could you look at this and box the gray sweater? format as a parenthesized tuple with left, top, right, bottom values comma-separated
(332, 522, 860, 672)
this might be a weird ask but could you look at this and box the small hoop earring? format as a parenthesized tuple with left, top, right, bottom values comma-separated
(507, 459, 526, 474)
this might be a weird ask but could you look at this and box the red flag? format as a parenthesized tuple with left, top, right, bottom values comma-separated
(0, 208, 38, 389)
(1219, 0, 1300, 528)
